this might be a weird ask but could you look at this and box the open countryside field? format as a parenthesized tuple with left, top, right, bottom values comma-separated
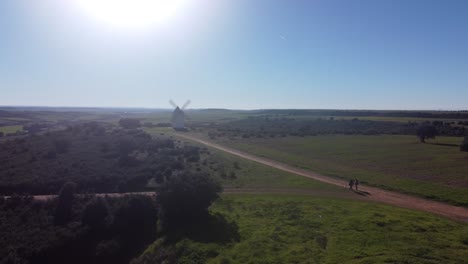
(139, 194, 468, 264)
(0, 125, 23, 134)
(0, 112, 467, 263)
(149, 128, 348, 193)
(201, 134, 468, 206)
(147, 128, 361, 203)
(207, 149, 344, 192)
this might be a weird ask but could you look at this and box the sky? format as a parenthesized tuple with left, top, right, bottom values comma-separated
(1, 0, 467, 110)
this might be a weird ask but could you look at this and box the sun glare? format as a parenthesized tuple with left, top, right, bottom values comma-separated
(74, 0, 188, 30)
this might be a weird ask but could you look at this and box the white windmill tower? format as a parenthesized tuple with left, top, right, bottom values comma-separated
(169, 100, 190, 130)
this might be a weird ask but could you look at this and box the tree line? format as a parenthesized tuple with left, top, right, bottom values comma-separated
(204, 117, 466, 139)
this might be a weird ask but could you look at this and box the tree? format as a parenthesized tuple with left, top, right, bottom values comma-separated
(54, 182, 77, 225)
(417, 125, 437, 143)
(156, 172, 222, 231)
(461, 137, 468, 152)
(118, 118, 141, 129)
(112, 196, 158, 241)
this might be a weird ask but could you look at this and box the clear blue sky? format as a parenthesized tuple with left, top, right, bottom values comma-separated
(1, 0, 467, 110)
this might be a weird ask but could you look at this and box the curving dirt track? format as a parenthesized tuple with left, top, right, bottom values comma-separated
(177, 133, 468, 222)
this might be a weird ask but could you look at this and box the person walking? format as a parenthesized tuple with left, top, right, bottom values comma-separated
(354, 178, 359, 191)
(348, 179, 354, 190)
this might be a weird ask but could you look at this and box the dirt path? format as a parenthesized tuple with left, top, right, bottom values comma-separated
(7, 188, 353, 201)
(177, 133, 468, 222)
(4, 192, 156, 201)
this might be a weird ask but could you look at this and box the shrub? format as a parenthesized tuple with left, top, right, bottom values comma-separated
(156, 172, 222, 231)
(119, 118, 141, 129)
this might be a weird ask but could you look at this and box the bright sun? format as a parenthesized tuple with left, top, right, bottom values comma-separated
(74, 0, 188, 30)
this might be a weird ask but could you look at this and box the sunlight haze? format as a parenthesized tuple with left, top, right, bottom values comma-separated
(1, 0, 467, 110)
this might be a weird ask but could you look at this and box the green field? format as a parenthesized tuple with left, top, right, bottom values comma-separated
(203, 148, 343, 192)
(138, 130, 468, 263)
(0, 125, 23, 134)
(203, 134, 468, 206)
(140, 194, 468, 264)
(146, 128, 345, 192)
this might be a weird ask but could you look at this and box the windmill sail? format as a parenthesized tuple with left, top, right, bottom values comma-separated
(182, 100, 191, 109)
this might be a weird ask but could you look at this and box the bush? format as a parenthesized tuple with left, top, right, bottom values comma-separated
(119, 118, 141, 129)
(156, 173, 222, 231)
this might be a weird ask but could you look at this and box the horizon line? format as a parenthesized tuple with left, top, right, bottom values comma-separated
(0, 105, 467, 112)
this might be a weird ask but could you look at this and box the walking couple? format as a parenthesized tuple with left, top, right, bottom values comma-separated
(348, 178, 359, 190)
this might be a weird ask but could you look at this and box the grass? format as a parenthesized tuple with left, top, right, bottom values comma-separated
(206, 149, 342, 191)
(146, 128, 348, 195)
(143, 128, 468, 263)
(0, 117, 30, 121)
(141, 194, 468, 264)
(0, 125, 23, 134)
(204, 134, 468, 206)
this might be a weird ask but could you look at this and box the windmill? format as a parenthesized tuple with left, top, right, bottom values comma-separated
(169, 100, 190, 130)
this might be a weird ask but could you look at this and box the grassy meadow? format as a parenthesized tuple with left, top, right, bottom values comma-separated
(140, 194, 468, 264)
(139, 130, 468, 263)
(199, 134, 468, 206)
(0, 125, 23, 134)
(201, 148, 343, 191)
(147, 127, 354, 198)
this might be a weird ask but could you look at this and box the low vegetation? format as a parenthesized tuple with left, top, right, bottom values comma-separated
(0, 121, 225, 264)
(0, 122, 204, 195)
(0, 125, 23, 135)
(206, 135, 468, 206)
(202, 116, 465, 139)
(0, 193, 158, 264)
(135, 194, 468, 264)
